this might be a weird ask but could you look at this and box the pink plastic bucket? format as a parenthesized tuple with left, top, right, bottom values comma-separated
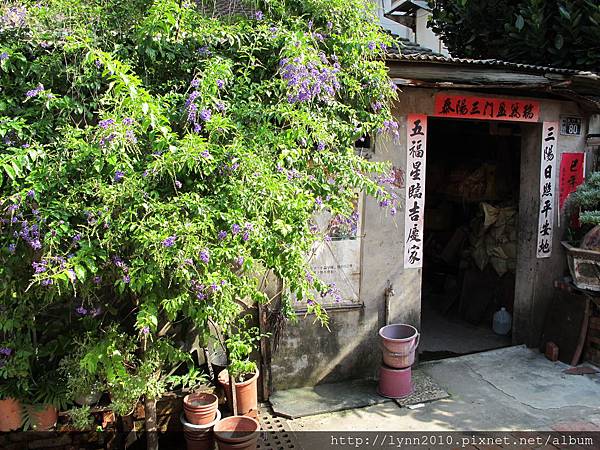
(379, 324, 419, 368)
(378, 365, 413, 399)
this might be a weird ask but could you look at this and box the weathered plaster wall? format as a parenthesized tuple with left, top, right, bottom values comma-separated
(270, 87, 591, 390)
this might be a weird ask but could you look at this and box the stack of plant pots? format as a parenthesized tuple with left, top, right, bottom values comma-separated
(378, 324, 419, 398)
(214, 415, 260, 450)
(182, 392, 220, 450)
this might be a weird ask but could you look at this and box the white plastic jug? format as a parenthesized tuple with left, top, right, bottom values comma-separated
(493, 307, 512, 335)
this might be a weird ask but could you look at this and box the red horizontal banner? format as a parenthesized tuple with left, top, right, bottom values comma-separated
(434, 94, 540, 122)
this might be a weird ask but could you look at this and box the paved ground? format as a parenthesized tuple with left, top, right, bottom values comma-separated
(286, 346, 600, 432)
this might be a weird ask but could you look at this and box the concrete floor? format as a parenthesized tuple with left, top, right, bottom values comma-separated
(420, 292, 511, 356)
(287, 346, 600, 432)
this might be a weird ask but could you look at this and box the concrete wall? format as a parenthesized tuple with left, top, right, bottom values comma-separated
(270, 87, 591, 390)
(415, 8, 449, 56)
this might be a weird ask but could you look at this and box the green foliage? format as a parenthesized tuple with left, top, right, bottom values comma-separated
(568, 171, 600, 227)
(0, 0, 398, 417)
(430, 0, 600, 71)
(67, 405, 94, 431)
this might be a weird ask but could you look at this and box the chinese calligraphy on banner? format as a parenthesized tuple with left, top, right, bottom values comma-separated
(559, 152, 585, 210)
(537, 122, 558, 258)
(434, 94, 540, 123)
(404, 114, 427, 268)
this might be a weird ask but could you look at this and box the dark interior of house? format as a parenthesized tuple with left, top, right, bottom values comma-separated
(420, 118, 522, 360)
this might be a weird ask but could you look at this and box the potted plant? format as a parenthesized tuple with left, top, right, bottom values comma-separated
(0, 340, 34, 432)
(563, 172, 600, 290)
(25, 377, 68, 431)
(59, 339, 107, 407)
(217, 318, 261, 415)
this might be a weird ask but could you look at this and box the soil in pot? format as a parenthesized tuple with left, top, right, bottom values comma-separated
(217, 369, 259, 415)
(214, 415, 260, 450)
(27, 404, 58, 431)
(0, 397, 23, 432)
(183, 392, 218, 425)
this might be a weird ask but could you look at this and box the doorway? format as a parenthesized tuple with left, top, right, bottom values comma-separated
(420, 118, 521, 360)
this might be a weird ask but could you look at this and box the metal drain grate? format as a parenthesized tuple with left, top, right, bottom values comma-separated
(257, 403, 297, 450)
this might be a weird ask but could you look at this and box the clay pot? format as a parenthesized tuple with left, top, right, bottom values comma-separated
(27, 404, 58, 430)
(217, 369, 259, 416)
(214, 415, 260, 450)
(184, 392, 219, 425)
(181, 408, 221, 450)
(0, 397, 23, 431)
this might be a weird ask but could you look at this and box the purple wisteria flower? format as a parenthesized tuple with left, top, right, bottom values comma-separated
(162, 235, 177, 247)
(114, 170, 125, 182)
(216, 79, 225, 89)
(125, 129, 137, 143)
(32, 260, 47, 273)
(99, 133, 116, 147)
(199, 109, 212, 121)
(242, 231, 249, 242)
(201, 149, 210, 158)
(142, 326, 150, 335)
(41, 278, 53, 286)
(198, 46, 210, 56)
(122, 117, 134, 126)
(372, 101, 383, 113)
(0, 348, 12, 357)
(315, 197, 323, 207)
(0, 52, 8, 61)
(175, 180, 182, 189)
(280, 57, 340, 104)
(236, 256, 244, 267)
(122, 274, 131, 284)
(94, 59, 102, 69)
(76, 306, 88, 316)
(231, 223, 241, 235)
(7, 243, 16, 254)
(184, 258, 194, 266)
(25, 84, 44, 98)
(93, 276, 102, 285)
(368, 41, 376, 51)
(191, 280, 206, 300)
(190, 78, 200, 88)
(317, 142, 325, 151)
(216, 101, 226, 112)
(99, 118, 115, 129)
(26, 189, 35, 199)
(255, 10, 263, 20)
(72, 233, 81, 243)
(218, 230, 227, 240)
(1, 6, 27, 29)
(199, 248, 210, 264)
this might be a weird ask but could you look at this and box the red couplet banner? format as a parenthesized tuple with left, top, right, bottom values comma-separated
(434, 94, 540, 122)
(559, 152, 585, 210)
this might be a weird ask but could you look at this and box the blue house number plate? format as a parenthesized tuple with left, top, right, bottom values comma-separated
(560, 116, 582, 136)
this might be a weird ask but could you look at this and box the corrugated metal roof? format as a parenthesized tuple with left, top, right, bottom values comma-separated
(386, 39, 600, 79)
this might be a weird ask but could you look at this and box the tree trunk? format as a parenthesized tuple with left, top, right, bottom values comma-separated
(145, 396, 158, 450)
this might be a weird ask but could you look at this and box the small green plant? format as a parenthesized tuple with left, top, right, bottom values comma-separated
(225, 316, 263, 381)
(68, 405, 94, 431)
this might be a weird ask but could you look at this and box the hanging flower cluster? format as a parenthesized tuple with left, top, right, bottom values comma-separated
(280, 55, 340, 104)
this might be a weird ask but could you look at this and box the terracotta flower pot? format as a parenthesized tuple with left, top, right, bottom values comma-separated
(181, 408, 221, 450)
(217, 369, 259, 415)
(214, 415, 260, 450)
(184, 392, 219, 425)
(27, 404, 58, 431)
(0, 397, 23, 432)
